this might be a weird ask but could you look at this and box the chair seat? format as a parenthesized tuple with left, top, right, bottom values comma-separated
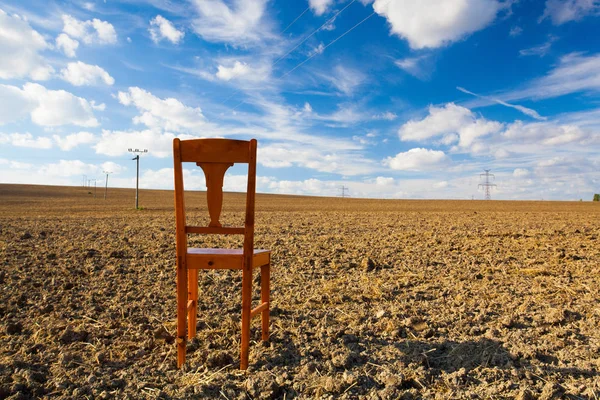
(186, 248, 270, 270)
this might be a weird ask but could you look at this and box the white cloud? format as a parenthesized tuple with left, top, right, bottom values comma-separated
(258, 143, 379, 176)
(62, 14, 117, 45)
(457, 86, 546, 120)
(509, 26, 523, 37)
(60, 61, 115, 86)
(384, 148, 448, 171)
(177, 58, 273, 88)
(90, 101, 106, 111)
(216, 60, 250, 81)
(321, 16, 336, 31)
(314, 104, 368, 126)
(375, 176, 394, 185)
(0, 132, 52, 149)
(352, 134, 376, 146)
(309, 0, 335, 15)
(525, 52, 600, 99)
(53, 131, 96, 151)
(0, 84, 36, 125)
(117, 87, 206, 132)
(531, 156, 599, 185)
(399, 103, 503, 149)
(503, 120, 587, 146)
(101, 161, 124, 174)
(56, 33, 79, 58)
(317, 65, 366, 96)
(372, 111, 397, 121)
(212, 59, 272, 84)
(149, 15, 184, 44)
(513, 168, 530, 177)
(537, 156, 567, 168)
(0, 83, 99, 127)
(0, 159, 128, 187)
(469, 53, 600, 106)
(265, 177, 333, 196)
(309, 43, 325, 57)
(539, 0, 600, 25)
(519, 36, 557, 57)
(373, 0, 501, 49)
(0, 9, 54, 80)
(303, 102, 313, 113)
(24, 83, 99, 127)
(40, 159, 101, 177)
(394, 55, 433, 80)
(519, 42, 552, 57)
(492, 148, 510, 159)
(191, 0, 274, 46)
(222, 96, 364, 149)
(0, 158, 33, 170)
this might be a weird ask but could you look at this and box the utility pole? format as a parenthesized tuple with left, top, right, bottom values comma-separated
(128, 148, 148, 209)
(82, 175, 87, 187)
(478, 169, 497, 200)
(338, 185, 350, 198)
(103, 171, 112, 200)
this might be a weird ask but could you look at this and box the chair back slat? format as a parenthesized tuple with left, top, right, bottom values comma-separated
(186, 226, 245, 235)
(197, 162, 233, 227)
(179, 139, 250, 163)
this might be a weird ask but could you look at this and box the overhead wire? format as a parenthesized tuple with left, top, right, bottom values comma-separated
(280, 11, 376, 79)
(220, 4, 316, 105)
(223, 1, 376, 112)
(272, 0, 357, 66)
(281, 6, 310, 34)
(228, 10, 376, 113)
(221, 0, 359, 105)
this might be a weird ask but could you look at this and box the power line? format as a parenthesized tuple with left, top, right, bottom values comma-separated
(273, 0, 357, 66)
(338, 185, 350, 198)
(229, 10, 376, 112)
(478, 169, 497, 200)
(280, 11, 376, 79)
(281, 6, 310, 34)
(221, 0, 359, 106)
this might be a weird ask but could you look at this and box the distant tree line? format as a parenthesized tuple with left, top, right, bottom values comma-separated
(594, 194, 600, 202)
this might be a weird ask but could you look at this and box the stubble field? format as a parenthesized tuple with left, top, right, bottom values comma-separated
(1, 183, 599, 399)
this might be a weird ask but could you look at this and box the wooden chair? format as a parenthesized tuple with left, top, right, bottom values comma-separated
(173, 138, 270, 370)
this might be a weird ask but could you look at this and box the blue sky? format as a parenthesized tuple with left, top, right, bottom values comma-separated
(0, 0, 599, 200)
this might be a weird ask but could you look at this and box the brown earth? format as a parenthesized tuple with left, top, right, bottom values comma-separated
(1, 183, 599, 399)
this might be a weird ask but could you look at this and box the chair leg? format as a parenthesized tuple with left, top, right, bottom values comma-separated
(188, 269, 198, 339)
(176, 257, 188, 368)
(240, 267, 252, 370)
(260, 264, 270, 342)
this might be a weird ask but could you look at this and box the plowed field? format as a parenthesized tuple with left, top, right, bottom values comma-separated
(1, 184, 599, 399)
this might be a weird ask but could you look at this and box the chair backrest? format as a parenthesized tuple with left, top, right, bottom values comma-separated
(173, 138, 257, 254)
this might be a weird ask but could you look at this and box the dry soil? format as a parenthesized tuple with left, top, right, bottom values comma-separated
(1, 184, 599, 399)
